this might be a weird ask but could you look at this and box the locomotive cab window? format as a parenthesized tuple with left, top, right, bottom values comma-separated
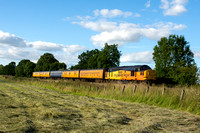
(140, 71, 144, 75)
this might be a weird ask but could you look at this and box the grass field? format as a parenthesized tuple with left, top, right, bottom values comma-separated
(0, 77, 200, 132)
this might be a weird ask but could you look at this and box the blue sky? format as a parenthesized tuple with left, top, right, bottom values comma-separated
(0, 0, 200, 69)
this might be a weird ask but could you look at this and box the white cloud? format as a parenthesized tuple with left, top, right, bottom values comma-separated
(0, 46, 40, 62)
(160, 0, 188, 16)
(0, 30, 27, 47)
(0, 30, 86, 66)
(145, 0, 151, 8)
(120, 51, 153, 63)
(28, 41, 64, 51)
(194, 50, 200, 59)
(93, 9, 132, 18)
(75, 20, 186, 47)
(134, 13, 141, 17)
(73, 20, 117, 32)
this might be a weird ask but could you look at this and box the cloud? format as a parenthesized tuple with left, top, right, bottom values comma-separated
(73, 20, 117, 32)
(93, 9, 132, 18)
(145, 0, 151, 8)
(134, 13, 141, 17)
(194, 50, 200, 59)
(160, 0, 188, 16)
(120, 51, 153, 63)
(28, 41, 64, 52)
(75, 20, 186, 47)
(0, 30, 86, 66)
(0, 30, 27, 47)
(0, 46, 40, 62)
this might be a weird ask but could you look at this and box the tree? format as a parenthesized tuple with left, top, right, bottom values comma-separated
(49, 62, 67, 71)
(70, 43, 121, 69)
(15, 60, 36, 77)
(15, 60, 30, 77)
(0, 64, 4, 75)
(153, 34, 198, 85)
(35, 53, 58, 71)
(97, 43, 121, 68)
(3, 62, 16, 76)
(24, 61, 36, 77)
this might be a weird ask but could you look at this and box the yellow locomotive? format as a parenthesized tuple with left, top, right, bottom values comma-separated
(105, 65, 156, 81)
(33, 65, 156, 82)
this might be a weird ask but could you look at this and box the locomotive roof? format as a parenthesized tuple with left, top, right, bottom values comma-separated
(108, 65, 152, 72)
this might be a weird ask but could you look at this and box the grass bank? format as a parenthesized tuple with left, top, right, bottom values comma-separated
(0, 76, 200, 132)
(2, 76, 200, 115)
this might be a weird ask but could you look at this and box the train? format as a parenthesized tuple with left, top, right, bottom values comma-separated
(32, 65, 156, 82)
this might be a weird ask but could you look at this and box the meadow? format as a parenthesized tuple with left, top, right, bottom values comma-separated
(15, 76, 200, 115)
(0, 76, 200, 132)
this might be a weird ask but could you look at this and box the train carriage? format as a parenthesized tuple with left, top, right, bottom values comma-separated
(62, 70, 80, 78)
(80, 69, 106, 79)
(50, 71, 63, 78)
(33, 71, 50, 78)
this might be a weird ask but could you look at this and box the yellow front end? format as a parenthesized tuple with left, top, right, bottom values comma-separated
(62, 70, 79, 78)
(107, 70, 123, 80)
(144, 70, 156, 80)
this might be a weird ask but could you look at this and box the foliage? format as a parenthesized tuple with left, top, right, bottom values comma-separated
(35, 53, 59, 71)
(49, 62, 67, 71)
(97, 43, 121, 68)
(70, 43, 121, 69)
(24, 61, 36, 77)
(72, 49, 100, 69)
(0, 64, 4, 75)
(15, 59, 36, 77)
(153, 34, 198, 85)
(1, 62, 16, 76)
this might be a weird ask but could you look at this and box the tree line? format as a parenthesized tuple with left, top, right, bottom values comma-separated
(0, 53, 67, 77)
(0, 35, 199, 85)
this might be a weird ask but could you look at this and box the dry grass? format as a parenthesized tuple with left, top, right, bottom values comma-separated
(0, 76, 200, 132)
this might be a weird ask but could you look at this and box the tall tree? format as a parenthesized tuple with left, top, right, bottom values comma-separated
(0, 64, 4, 75)
(49, 62, 67, 71)
(15, 60, 36, 77)
(97, 43, 121, 68)
(35, 53, 58, 71)
(3, 62, 16, 76)
(15, 60, 30, 77)
(153, 34, 198, 85)
(24, 61, 36, 77)
(70, 43, 121, 69)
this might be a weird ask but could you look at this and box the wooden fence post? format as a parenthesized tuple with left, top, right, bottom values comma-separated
(113, 86, 116, 90)
(180, 90, 185, 101)
(162, 88, 166, 96)
(104, 86, 106, 92)
(133, 85, 137, 94)
(121, 85, 125, 95)
(89, 85, 91, 91)
(146, 86, 149, 93)
(96, 86, 99, 92)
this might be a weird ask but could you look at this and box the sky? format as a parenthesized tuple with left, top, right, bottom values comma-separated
(0, 0, 200, 69)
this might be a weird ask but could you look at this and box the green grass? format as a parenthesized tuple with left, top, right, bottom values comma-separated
(2, 76, 199, 115)
(0, 76, 200, 132)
